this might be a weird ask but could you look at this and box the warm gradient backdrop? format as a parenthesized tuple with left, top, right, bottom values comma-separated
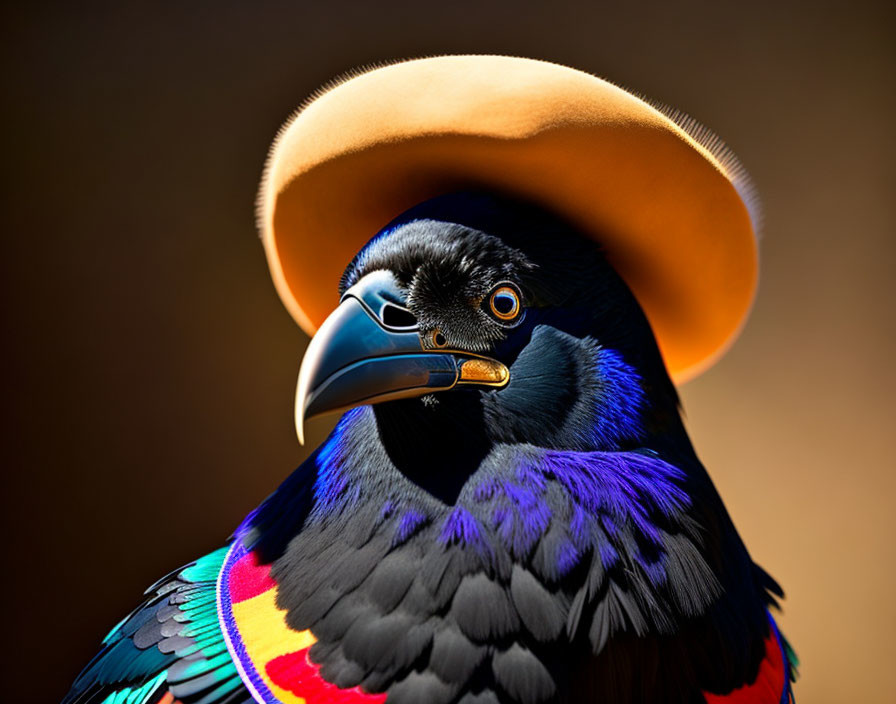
(2, 2, 893, 702)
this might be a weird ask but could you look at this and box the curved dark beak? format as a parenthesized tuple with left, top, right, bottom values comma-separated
(295, 271, 509, 443)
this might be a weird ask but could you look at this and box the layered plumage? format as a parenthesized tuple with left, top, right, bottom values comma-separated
(65, 193, 795, 704)
(65, 549, 252, 704)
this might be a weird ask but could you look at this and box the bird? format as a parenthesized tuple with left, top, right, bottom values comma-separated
(63, 57, 796, 704)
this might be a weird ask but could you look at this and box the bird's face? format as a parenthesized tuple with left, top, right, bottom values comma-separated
(296, 193, 678, 452)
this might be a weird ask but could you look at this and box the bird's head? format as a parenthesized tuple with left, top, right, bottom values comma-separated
(296, 192, 682, 461)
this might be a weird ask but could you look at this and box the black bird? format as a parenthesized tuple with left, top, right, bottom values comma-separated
(64, 56, 796, 704)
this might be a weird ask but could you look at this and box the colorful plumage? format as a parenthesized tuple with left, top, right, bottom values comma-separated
(65, 192, 796, 704)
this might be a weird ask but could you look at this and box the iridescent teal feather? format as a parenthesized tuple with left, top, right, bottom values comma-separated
(99, 673, 166, 704)
(63, 546, 252, 704)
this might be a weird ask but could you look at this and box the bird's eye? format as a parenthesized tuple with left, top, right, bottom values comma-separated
(487, 284, 522, 323)
(428, 329, 448, 348)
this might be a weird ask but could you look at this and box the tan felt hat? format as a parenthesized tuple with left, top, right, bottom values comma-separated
(258, 55, 759, 382)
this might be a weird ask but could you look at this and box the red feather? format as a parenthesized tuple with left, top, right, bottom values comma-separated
(266, 649, 387, 704)
(703, 622, 790, 704)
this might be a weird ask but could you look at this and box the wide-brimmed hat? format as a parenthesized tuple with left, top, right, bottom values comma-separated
(258, 55, 758, 382)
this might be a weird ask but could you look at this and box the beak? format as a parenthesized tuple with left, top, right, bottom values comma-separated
(295, 271, 509, 444)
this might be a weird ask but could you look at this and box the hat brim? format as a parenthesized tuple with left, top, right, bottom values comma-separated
(258, 55, 758, 383)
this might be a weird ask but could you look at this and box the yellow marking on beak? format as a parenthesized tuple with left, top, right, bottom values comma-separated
(459, 358, 509, 386)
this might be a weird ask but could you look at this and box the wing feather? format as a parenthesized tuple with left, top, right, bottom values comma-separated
(63, 547, 252, 704)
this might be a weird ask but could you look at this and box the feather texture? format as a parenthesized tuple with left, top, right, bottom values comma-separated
(64, 548, 252, 704)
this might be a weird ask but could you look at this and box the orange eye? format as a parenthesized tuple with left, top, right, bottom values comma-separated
(429, 329, 448, 348)
(488, 285, 521, 321)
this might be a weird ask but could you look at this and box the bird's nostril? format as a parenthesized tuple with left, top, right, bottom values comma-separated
(381, 303, 418, 329)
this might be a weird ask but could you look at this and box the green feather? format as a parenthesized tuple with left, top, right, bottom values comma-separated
(192, 674, 244, 704)
(180, 547, 229, 583)
(100, 671, 166, 704)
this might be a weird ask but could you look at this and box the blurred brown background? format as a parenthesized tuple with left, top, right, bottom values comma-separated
(2, 2, 893, 702)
